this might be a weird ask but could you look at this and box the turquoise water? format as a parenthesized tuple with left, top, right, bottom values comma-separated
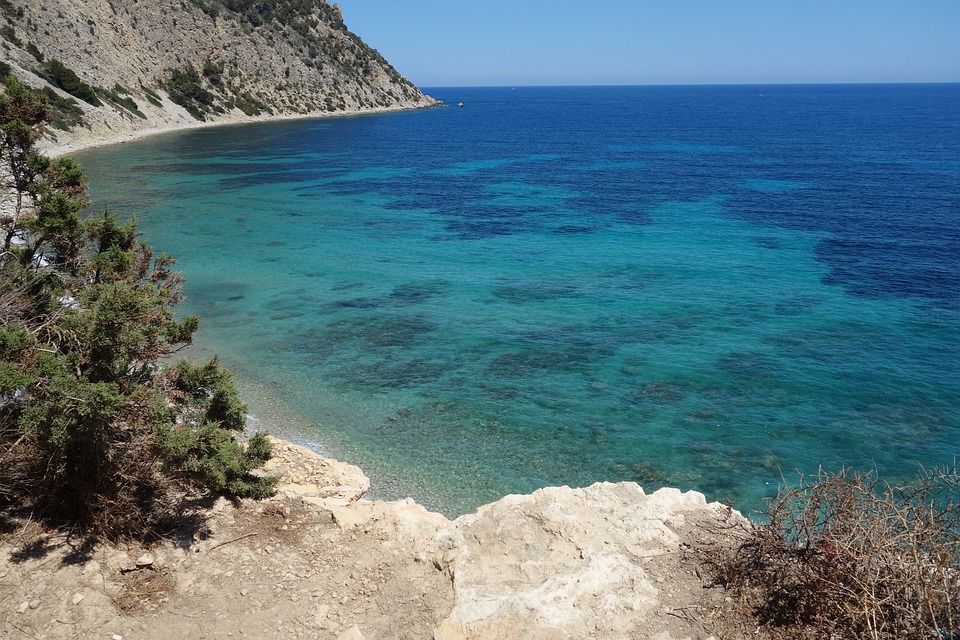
(77, 85, 960, 515)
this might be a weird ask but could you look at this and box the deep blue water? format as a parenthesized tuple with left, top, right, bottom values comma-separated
(77, 84, 960, 515)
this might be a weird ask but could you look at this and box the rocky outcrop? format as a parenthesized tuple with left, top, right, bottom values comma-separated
(260, 437, 744, 639)
(0, 0, 436, 152)
(212, 437, 746, 638)
(1, 433, 743, 639)
(267, 437, 372, 506)
(430, 484, 739, 639)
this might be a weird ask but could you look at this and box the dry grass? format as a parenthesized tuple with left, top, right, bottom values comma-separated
(113, 567, 177, 615)
(702, 466, 960, 639)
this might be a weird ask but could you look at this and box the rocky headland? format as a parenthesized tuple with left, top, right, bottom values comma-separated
(1, 437, 747, 639)
(1, 0, 437, 155)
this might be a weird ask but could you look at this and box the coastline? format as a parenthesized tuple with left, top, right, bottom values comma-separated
(19, 100, 447, 508)
(47, 100, 444, 506)
(1, 433, 742, 639)
(40, 101, 439, 159)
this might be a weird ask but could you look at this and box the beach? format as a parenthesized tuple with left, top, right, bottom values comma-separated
(40, 100, 438, 158)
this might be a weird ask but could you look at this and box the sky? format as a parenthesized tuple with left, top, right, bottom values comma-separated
(338, 0, 960, 87)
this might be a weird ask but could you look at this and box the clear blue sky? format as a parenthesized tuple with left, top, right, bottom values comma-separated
(339, 0, 960, 87)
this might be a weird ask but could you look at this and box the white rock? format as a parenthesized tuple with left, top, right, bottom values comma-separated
(337, 624, 366, 640)
(107, 552, 135, 572)
(430, 482, 746, 639)
(313, 604, 331, 626)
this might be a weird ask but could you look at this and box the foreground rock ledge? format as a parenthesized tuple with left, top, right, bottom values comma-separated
(432, 483, 738, 640)
(0, 437, 745, 639)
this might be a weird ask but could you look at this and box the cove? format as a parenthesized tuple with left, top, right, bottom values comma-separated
(77, 85, 960, 516)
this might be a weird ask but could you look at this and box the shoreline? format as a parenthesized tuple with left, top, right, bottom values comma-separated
(41, 102, 439, 159)
(24, 101, 447, 513)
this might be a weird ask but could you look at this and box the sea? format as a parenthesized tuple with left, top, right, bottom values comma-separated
(76, 84, 960, 517)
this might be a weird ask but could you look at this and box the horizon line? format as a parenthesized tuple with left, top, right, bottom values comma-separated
(420, 80, 960, 89)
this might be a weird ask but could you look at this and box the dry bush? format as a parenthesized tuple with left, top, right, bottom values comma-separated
(704, 466, 960, 639)
(0, 421, 183, 540)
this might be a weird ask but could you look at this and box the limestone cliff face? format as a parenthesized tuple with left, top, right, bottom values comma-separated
(0, 0, 436, 147)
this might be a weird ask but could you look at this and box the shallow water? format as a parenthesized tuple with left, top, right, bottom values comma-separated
(78, 85, 960, 516)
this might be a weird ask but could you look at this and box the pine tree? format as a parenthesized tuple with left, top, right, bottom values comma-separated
(0, 76, 275, 539)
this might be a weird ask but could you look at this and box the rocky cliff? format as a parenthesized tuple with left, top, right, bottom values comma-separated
(0, 0, 436, 150)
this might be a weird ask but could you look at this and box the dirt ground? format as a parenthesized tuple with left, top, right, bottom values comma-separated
(1, 498, 453, 640)
(0, 442, 453, 640)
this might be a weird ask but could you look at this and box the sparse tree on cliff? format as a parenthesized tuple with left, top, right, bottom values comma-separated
(0, 76, 275, 539)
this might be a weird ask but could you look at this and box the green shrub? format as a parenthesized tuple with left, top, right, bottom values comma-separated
(162, 66, 220, 120)
(0, 78, 276, 539)
(96, 86, 147, 119)
(232, 90, 266, 116)
(0, 0, 24, 20)
(202, 58, 224, 87)
(140, 84, 164, 108)
(39, 58, 101, 106)
(39, 87, 85, 129)
(25, 41, 42, 62)
(0, 24, 20, 46)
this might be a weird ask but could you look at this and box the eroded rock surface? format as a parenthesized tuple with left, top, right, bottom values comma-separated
(432, 483, 740, 639)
